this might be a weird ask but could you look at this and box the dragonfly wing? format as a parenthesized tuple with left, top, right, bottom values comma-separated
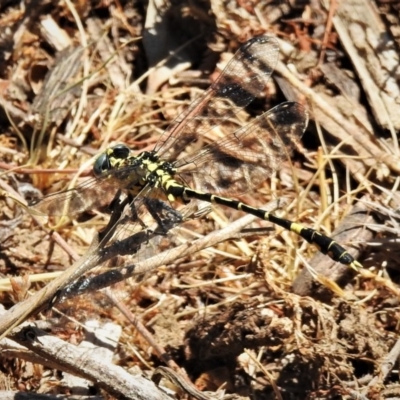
(176, 102, 309, 195)
(28, 176, 124, 217)
(153, 36, 280, 160)
(57, 185, 184, 297)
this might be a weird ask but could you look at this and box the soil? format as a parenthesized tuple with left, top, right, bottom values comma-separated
(0, 1, 399, 399)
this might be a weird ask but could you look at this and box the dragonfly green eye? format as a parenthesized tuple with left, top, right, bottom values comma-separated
(93, 153, 110, 176)
(93, 145, 130, 177)
(111, 144, 130, 160)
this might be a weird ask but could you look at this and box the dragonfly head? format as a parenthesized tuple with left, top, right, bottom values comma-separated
(93, 144, 131, 177)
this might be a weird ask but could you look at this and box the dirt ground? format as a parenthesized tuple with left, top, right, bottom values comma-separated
(0, 0, 400, 399)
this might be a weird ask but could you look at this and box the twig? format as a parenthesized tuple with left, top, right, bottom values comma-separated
(8, 325, 171, 400)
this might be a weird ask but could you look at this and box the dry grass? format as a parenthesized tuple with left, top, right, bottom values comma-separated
(0, 0, 399, 399)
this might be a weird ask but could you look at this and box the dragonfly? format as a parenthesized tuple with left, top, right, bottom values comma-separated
(30, 35, 361, 293)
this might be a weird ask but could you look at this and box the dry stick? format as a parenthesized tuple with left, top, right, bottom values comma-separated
(0, 335, 65, 371)
(86, 17, 128, 90)
(0, 391, 64, 400)
(317, 0, 339, 66)
(367, 337, 400, 390)
(105, 288, 207, 400)
(63, 211, 263, 300)
(323, 0, 400, 140)
(0, 207, 258, 339)
(0, 178, 80, 261)
(274, 60, 400, 176)
(152, 366, 215, 400)
(2, 213, 263, 397)
(346, 390, 369, 400)
(2, 209, 272, 399)
(105, 212, 259, 278)
(8, 325, 171, 400)
(104, 287, 181, 370)
(0, 197, 173, 339)
(0, 247, 103, 340)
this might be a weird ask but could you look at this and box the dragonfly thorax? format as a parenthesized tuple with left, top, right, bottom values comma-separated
(134, 154, 177, 189)
(94, 145, 179, 199)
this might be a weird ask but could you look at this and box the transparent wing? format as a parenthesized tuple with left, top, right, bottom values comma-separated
(30, 36, 279, 217)
(153, 36, 280, 160)
(48, 183, 184, 298)
(28, 175, 120, 216)
(175, 102, 309, 195)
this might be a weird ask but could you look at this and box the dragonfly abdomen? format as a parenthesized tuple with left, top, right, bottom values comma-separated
(167, 185, 358, 267)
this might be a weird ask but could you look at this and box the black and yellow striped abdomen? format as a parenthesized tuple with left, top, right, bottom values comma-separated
(165, 179, 360, 269)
